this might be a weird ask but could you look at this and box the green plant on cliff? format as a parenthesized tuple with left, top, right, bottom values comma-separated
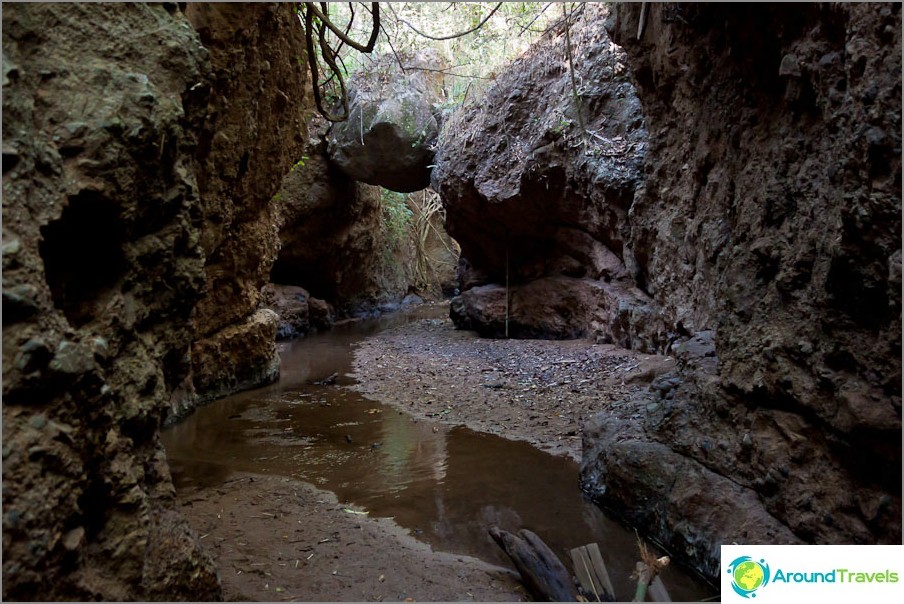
(380, 188, 413, 248)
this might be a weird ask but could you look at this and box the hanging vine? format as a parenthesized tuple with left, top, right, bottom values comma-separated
(297, 2, 381, 122)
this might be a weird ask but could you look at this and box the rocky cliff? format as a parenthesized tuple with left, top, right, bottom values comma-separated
(2, 4, 220, 599)
(270, 123, 405, 317)
(172, 3, 311, 415)
(433, 2, 901, 582)
(581, 3, 901, 580)
(432, 4, 656, 347)
(596, 4, 901, 573)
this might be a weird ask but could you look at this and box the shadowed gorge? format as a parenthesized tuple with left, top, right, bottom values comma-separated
(2, 2, 900, 601)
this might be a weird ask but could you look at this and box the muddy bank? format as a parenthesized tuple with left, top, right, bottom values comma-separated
(173, 471, 526, 602)
(165, 304, 715, 601)
(350, 304, 675, 463)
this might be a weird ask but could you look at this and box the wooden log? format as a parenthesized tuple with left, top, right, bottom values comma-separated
(489, 526, 580, 602)
(633, 558, 672, 602)
(569, 543, 615, 601)
(648, 576, 672, 603)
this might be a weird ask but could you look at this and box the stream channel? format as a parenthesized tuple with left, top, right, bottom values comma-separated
(162, 305, 716, 601)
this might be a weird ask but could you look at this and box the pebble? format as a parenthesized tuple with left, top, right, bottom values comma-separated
(28, 414, 47, 430)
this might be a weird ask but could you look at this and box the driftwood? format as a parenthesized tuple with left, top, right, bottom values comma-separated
(488, 526, 580, 602)
(490, 526, 674, 602)
(569, 543, 615, 602)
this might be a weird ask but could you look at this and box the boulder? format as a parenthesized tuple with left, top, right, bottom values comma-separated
(260, 283, 334, 341)
(328, 51, 444, 192)
(432, 4, 650, 343)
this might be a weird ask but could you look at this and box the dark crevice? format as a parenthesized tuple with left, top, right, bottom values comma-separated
(39, 191, 128, 328)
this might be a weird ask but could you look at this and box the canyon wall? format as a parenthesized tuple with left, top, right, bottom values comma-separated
(2, 2, 316, 598)
(2, 4, 220, 599)
(270, 122, 407, 318)
(433, 2, 901, 581)
(174, 3, 310, 415)
(582, 3, 901, 580)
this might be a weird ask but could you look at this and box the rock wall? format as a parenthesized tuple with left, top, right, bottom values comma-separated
(2, 4, 219, 599)
(582, 3, 901, 580)
(270, 128, 407, 317)
(175, 3, 310, 414)
(432, 4, 656, 346)
(433, 1, 901, 583)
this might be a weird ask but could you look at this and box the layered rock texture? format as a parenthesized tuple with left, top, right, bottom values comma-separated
(2, 4, 219, 599)
(435, 2, 902, 583)
(177, 3, 310, 413)
(328, 51, 444, 192)
(433, 5, 653, 346)
(581, 3, 901, 580)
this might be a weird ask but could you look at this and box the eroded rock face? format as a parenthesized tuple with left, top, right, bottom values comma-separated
(328, 51, 444, 192)
(581, 2, 901, 581)
(183, 3, 310, 409)
(260, 283, 334, 341)
(272, 122, 412, 317)
(2, 4, 219, 599)
(432, 4, 652, 345)
(433, 1, 900, 582)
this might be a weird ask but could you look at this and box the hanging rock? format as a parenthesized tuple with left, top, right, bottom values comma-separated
(328, 50, 445, 192)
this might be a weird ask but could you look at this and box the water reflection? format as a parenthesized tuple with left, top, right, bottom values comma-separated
(162, 307, 715, 601)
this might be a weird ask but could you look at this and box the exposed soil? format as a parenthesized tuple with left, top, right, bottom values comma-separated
(350, 304, 675, 463)
(172, 304, 677, 601)
(175, 472, 526, 602)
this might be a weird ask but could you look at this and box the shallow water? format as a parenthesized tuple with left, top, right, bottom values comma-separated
(162, 306, 716, 601)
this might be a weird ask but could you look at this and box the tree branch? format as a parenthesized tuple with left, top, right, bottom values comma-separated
(306, 2, 380, 52)
(300, 1, 380, 122)
(391, 2, 504, 41)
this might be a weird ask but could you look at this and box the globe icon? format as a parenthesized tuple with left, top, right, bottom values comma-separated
(733, 560, 765, 592)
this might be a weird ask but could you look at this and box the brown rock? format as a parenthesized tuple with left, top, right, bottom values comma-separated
(260, 283, 334, 341)
(271, 126, 412, 317)
(432, 4, 650, 343)
(580, 2, 901, 580)
(1, 3, 219, 599)
(191, 309, 280, 406)
(183, 3, 310, 407)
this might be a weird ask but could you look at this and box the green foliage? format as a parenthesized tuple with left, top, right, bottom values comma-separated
(289, 155, 309, 173)
(321, 2, 558, 105)
(380, 188, 413, 248)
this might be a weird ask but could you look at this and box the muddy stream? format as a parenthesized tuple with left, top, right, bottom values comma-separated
(162, 306, 715, 601)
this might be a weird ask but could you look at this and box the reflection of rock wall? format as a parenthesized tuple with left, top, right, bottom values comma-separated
(2, 4, 219, 599)
(581, 2, 901, 582)
(183, 3, 310, 410)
